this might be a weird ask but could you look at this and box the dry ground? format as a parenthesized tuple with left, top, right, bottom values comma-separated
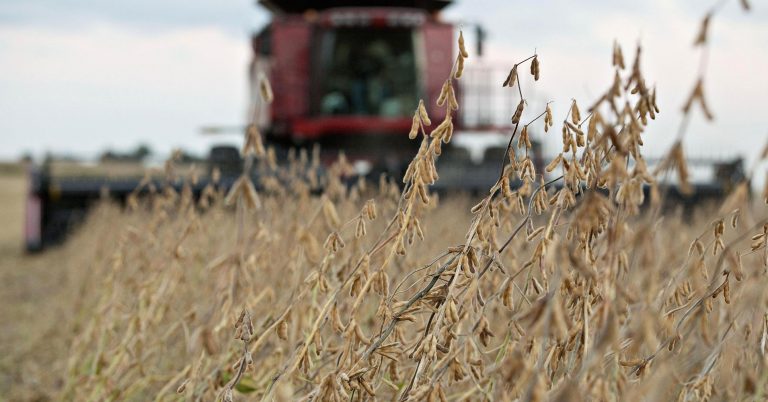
(0, 168, 75, 400)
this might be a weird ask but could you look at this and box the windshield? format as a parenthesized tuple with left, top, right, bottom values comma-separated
(316, 27, 418, 118)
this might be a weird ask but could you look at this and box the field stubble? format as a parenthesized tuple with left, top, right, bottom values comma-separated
(0, 163, 766, 401)
(2, 6, 768, 401)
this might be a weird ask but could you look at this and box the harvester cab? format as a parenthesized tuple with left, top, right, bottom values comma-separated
(250, 0, 464, 171)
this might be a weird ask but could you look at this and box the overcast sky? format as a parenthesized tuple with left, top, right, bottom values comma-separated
(0, 0, 766, 181)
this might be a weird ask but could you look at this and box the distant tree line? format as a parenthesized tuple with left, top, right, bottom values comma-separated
(99, 144, 153, 162)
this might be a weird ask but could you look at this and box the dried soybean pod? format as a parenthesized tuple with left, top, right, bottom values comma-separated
(504, 65, 518, 87)
(531, 55, 540, 81)
(259, 74, 274, 103)
(454, 54, 465, 79)
(418, 99, 431, 126)
(458, 30, 469, 58)
(408, 114, 420, 140)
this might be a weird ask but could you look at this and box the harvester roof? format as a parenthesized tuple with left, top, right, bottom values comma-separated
(258, 0, 453, 13)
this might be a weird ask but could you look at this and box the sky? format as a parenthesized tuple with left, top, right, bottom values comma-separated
(0, 0, 766, 182)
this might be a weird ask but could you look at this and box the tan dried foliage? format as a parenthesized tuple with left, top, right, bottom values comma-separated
(2, 14, 767, 402)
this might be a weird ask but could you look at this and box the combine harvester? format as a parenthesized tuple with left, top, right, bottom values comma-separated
(22, 0, 743, 251)
(242, 0, 514, 185)
(23, 0, 514, 251)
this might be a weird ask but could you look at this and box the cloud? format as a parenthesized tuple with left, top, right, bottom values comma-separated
(448, 0, 767, 172)
(0, 23, 251, 158)
(0, 0, 267, 35)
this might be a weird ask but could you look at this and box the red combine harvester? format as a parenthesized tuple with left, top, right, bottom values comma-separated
(25, 0, 515, 251)
(241, 0, 527, 190)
